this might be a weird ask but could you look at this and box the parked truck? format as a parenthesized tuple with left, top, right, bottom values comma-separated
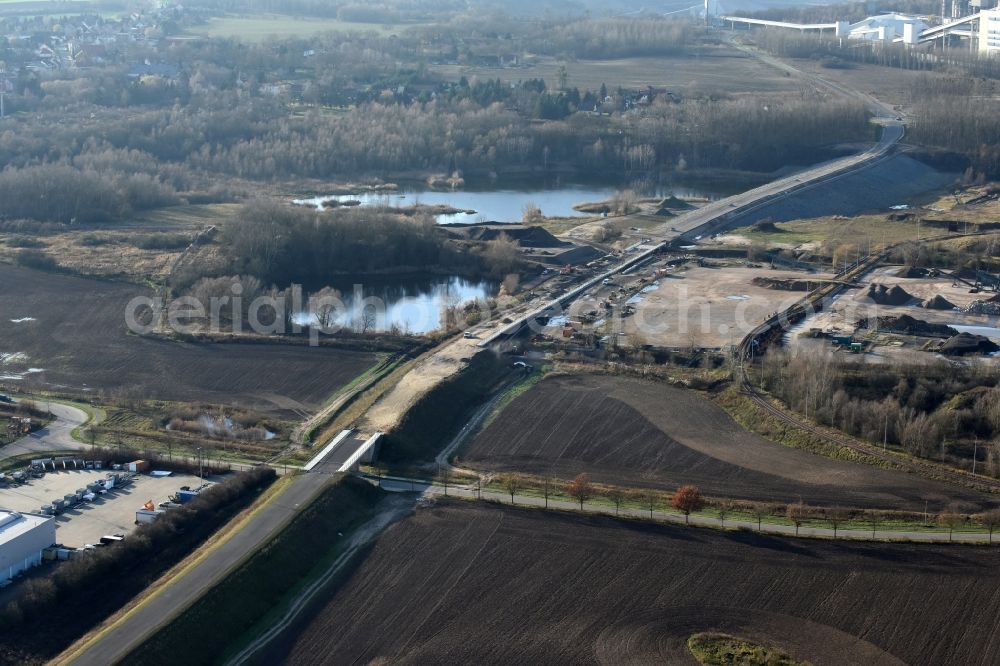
(135, 509, 164, 524)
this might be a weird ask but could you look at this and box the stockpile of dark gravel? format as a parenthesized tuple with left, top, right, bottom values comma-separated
(940, 333, 1000, 356)
(856, 314, 956, 337)
(866, 283, 915, 306)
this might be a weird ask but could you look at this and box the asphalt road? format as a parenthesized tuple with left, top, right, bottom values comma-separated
(59, 468, 337, 666)
(0, 400, 89, 463)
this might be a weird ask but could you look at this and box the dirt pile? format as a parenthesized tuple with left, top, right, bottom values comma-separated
(923, 295, 957, 310)
(465, 225, 567, 248)
(856, 314, 957, 338)
(656, 195, 695, 213)
(751, 276, 830, 292)
(751, 220, 781, 233)
(866, 283, 915, 305)
(900, 267, 930, 278)
(940, 333, 1000, 356)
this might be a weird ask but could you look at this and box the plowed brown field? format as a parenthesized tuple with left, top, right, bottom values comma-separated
(280, 501, 1000, 666)
(0, 266, 375, 416)
(460, 374, 990, 511)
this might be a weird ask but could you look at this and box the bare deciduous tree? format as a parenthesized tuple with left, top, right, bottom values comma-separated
(787, 502, 808, 536)
(751, 503, 771, 531)
(865, 509, 884, 539)
(500, 473, 521, 505)
(939, 511, 966, 542)
(309, 286, 342, 328)
(716, 500, 733, 527)
(607, 488, 626, 515)
(825, 507, 851, 538)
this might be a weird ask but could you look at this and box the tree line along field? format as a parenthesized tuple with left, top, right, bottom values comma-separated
(277, 500, 1000, 665)
(458, 374, 991, 511)
(0, 265, 376, 417)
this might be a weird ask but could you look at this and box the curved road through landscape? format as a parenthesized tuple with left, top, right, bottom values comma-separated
(0, 400, 89, 463)
(62, 47, 912, 666)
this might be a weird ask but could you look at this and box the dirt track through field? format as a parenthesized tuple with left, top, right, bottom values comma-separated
(460, 374, 990, 511)
(279, 501, 1000, 665)
(0, 266, 375, 416)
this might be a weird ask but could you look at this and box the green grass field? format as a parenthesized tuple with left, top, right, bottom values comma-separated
(186, 14, 430, 41)
(432, 45, 806, 95)
(733, 214, 930, 249)
(127, 203, 241, 227)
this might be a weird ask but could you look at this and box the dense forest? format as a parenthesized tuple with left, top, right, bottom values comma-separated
(762, 351, 1000, 473)
(217, 203, 478, 285)
(0, 90, 868, 224)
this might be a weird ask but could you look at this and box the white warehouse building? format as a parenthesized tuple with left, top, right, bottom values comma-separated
(0, 510, 55, 583)
(847, 14, 930, 41)
(980, 8, 1000, 52)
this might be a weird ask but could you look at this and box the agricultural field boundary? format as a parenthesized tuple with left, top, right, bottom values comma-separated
(222, 496, 414, 665)
(374, 477, 1000, 544)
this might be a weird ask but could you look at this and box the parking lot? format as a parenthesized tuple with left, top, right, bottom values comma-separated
(0, 469, 204, 547)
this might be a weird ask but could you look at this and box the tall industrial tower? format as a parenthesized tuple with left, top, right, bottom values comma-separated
(704, 0, 717, 21)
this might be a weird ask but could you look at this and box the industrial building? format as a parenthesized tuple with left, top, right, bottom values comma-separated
(980, 8, 1000, 52)
(0, 510, 55, 583)
(721, 4, 1000, 54)
(848, 14, 930, 42)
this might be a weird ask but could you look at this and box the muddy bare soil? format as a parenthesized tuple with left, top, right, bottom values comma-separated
(0, 266, 375, 415)
(460, 374, 990, 511)
(280, 501, 1000, 665)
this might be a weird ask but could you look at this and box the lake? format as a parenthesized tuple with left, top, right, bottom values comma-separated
(293, 275, 498, 334)
(293, 182, 730, 224)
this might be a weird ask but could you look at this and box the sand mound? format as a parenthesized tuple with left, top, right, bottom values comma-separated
(923, 295, 956, 310)
(867, 284, 915, 306)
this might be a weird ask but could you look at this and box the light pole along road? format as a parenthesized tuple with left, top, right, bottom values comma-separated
(60, 54, 908, 666)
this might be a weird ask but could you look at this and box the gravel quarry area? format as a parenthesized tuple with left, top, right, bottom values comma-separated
(785, 265, 1000, 363)
(623, 265, 837, 349)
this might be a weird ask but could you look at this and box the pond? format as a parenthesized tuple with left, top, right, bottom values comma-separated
(292, 182, 731, 224)
(293, 275, 497, 334)
(951, 324, 1000, 341)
